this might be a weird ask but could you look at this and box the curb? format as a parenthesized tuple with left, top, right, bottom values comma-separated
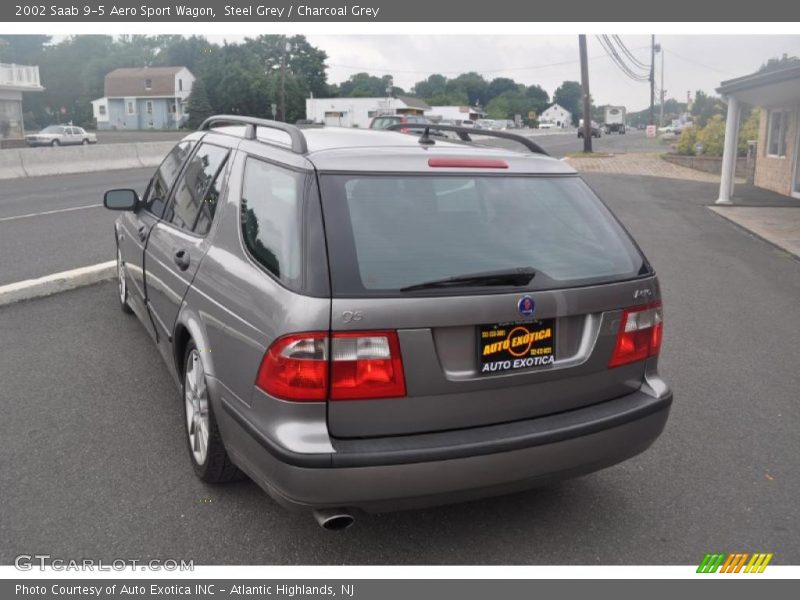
(0, 261, 117, 307)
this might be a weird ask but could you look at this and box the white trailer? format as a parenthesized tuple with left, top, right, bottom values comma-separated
(604, 106, 627, 134)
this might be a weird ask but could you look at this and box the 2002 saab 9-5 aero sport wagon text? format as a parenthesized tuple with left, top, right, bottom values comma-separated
(104, 116, 672, 530)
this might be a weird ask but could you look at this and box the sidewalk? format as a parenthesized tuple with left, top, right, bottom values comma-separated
(710, 206, 800, 259)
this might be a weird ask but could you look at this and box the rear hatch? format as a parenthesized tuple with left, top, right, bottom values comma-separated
(318, 171, 656, 438)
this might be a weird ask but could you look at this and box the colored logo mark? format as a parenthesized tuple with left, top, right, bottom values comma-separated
(517, 295, 535, 317)
(697, 552, 773, 573)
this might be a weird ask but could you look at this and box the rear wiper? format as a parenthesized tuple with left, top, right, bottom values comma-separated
(400, 267, 536, 292)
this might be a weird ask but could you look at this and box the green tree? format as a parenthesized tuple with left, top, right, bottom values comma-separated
(738, 106, 760, 155)
(690, 90, 725, 128)
(0, 35, 51, 63)
(339, 72, 397, 97)
(759, 53, 800, 73)
(524, 84, 550, 115)
(185, 78, 214, 128)
(695, 115, 726, 156)
(553, 81, 583, 125)
(486, 77, 518, 103)
(413, 74, 448, 99)
(446, 72, 489, 106)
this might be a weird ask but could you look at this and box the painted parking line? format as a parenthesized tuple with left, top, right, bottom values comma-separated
(0, 203, 103, 223)
(0, 261, 116, 307)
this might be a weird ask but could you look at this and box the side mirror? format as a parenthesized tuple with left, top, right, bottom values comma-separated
(104, 189, 140, 211)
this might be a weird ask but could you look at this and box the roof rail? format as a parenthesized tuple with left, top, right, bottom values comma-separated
(385, 123, 549, 156)
(199, 115, 308, 155)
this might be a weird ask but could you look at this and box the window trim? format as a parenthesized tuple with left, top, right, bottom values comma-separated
(141, 139, 198, 219)
(144, 78, 152, 90)
(766, 108, 791, 158)
(160, 141, 231, 238)
(145, 100, 153, 115)
(236, 153, 313, 292)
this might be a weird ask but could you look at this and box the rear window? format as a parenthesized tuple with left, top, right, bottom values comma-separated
(319, 175, 647, 296)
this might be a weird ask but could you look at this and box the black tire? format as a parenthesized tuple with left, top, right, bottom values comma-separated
(116, 247, 134, 315)
(82, 138, 89, 145)
(51, 139, 60, 147)
(182, 341, 242, 483)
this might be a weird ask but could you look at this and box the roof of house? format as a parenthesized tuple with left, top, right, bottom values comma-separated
(716, 63, 800, 107)
(104, 66, 189, 98)
(396, 95, 431, 110)
(542, 103, 570, 114)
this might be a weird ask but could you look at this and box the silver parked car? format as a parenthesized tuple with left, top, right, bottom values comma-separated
(25, 125, 97, 147)
(104, 116, 672, 530)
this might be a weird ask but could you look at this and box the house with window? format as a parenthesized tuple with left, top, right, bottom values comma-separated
(0, 63, 44, 147)
(716, 63, 800, 203)
(305, 95, 431, 128)
(91, 66, 195, 130)
(539, 104, 572, 128)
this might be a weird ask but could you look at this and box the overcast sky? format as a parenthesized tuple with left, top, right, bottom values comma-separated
(288, 35, 800, 111)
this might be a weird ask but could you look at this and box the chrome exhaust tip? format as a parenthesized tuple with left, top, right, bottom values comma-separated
(312, 508, 355, 531)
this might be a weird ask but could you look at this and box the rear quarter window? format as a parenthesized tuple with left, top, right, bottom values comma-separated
(240, 158, 304, 288)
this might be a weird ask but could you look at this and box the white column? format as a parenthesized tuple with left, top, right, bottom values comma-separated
(717, 96, 740, 205)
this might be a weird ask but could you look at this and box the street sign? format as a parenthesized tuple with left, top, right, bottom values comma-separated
(528, 111, 536, 120)
(646, 125, 657, 138)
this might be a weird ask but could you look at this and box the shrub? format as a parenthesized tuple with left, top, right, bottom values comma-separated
(676, 126, 698, 156)
(696, 115, 726, 157)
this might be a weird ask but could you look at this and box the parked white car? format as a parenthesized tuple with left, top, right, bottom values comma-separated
(26, 125, 98, 147)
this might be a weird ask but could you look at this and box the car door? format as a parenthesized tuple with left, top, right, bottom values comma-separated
(65, 127, 80, 145)
(116, 139, 196, 336)
(144, 142, 231, 358)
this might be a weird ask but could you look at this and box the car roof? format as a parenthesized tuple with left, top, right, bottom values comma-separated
(201, 125, 576, 175)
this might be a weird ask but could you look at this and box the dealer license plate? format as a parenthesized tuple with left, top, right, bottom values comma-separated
(478, 320, 556, 375)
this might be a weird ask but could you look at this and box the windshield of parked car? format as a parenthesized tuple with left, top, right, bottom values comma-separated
(40, 126, 65, 134)
(319, 174, 647, 296)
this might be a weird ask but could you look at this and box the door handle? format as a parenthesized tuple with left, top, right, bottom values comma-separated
(173, 249, 191, 271)
(137, 225, 147, 242)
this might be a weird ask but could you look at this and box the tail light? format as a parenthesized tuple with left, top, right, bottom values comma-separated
(256, 331, 406, 401)
(256, 333, 328, 401)
(609, 302, 663, 368)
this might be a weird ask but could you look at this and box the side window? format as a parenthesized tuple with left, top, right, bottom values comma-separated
(240, 157, 303, 285)
(165, 143, 229, 233)
(143, 140, 196, 218)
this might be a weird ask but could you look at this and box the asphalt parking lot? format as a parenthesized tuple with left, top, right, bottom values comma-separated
(1, 171, 798, 565)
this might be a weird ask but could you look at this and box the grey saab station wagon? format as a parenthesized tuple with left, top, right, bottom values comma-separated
(104, 116, 672, 530)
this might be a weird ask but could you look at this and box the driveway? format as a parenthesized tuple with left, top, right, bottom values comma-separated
(1, 173, 798, 565)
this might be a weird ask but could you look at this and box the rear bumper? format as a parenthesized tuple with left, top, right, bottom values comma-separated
(219, 380, 672, 512)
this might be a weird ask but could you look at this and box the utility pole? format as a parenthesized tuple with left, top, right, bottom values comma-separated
(579, 34, 592, 152)
(659, 46, 665, 127)
(280, 40, 290, 122)
(649, 35, 655, 126)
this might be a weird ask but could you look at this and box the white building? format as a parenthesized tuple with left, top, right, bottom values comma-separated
(91, 66, 195, 130)
(428, 105, 485, 124)
(539, 103, 572, 128)
(0, 63, 44, 145)
(305, 95, 430, 128)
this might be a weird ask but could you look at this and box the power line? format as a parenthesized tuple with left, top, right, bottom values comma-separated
(595, 35, 650, 82)
(612, 35, 650, 70)
(326, 46, 652, 77)
(664, 49, 736, 76)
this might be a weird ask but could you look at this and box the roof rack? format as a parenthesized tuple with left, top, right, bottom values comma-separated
(199, 115, 308, 155)
(385, 123, 549, 156)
